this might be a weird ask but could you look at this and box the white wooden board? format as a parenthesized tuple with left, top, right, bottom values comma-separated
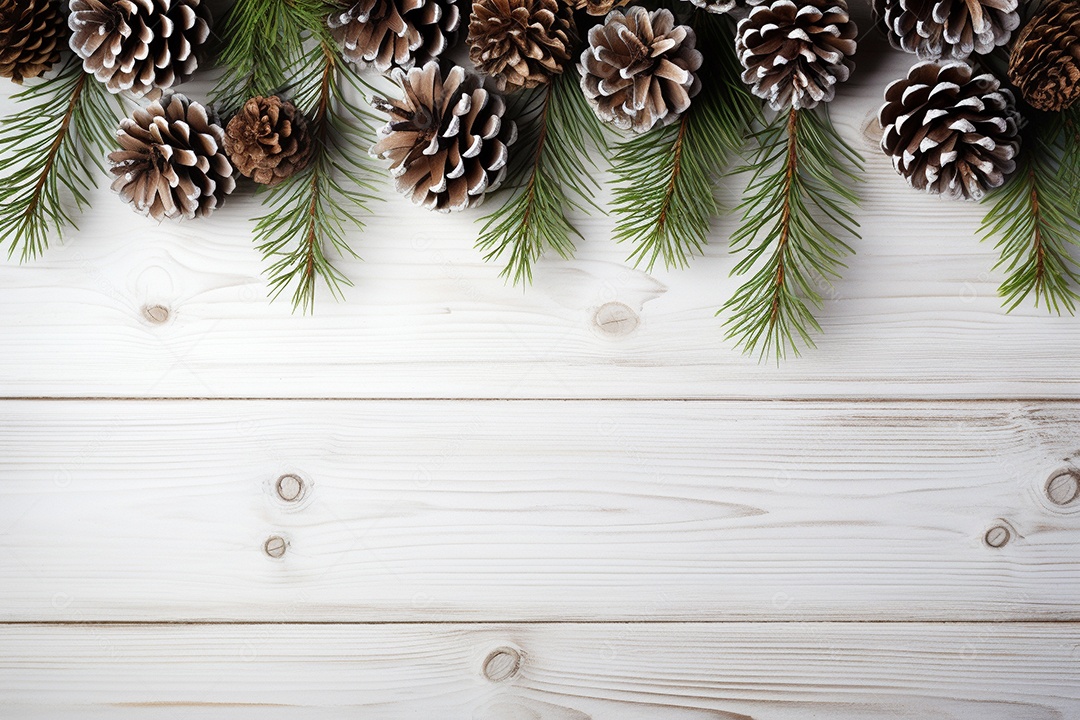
(1, 29, 1079, 400)
(3, 399, 1078, 622)
(1, 623, 1077, 719)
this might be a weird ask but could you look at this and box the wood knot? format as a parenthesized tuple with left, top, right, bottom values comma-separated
(984, 524, 1012, 549)
(264, 535, 288, 559)
(275, 474, 307, 503)
(592, 302, 639, 338)
(861, 112, 883, 149)
(1045, 469, 1080, 507)
(482, 646, 522, 683)
(142, 304, 170, 324)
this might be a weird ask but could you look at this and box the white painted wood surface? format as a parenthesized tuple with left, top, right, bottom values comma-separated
(3, 3, 1080, 715)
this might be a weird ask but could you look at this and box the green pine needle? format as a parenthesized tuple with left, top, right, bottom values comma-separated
(722, 106, 863, 361)
(0, 57, 121, 261)
(476, 66, 607, 285)
(981, 110, 1080, 314)
(253, 43, 380, 313)
(611, 11, 760, 271)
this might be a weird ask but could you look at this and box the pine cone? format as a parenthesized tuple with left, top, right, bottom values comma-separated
(736, 0, 858, 111)
(1008, 0, 1080, 113)
(680, 0, 764, 16)
(879, 60, 1020, 201)
(579, 7, 702, 134)
(467, 0, 574, 92)
(69, 0, 211, 98)
(878, 0, 1020, 60)
(0, 0, 66, 83)
(371, 62, 517, 212)
(224, 97, 313, 187)
(109, 93, 235, 220)
(570, 0, 628, 17)
(328, 0, 460, 73)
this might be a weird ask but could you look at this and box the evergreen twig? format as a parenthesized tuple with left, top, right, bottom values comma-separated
(476, 67, 608, 284)
(0, 58, 121, 261)
(610, 11, 760, 270)
(723, 106, 863, 361)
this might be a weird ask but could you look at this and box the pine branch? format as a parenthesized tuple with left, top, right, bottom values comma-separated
(253, 42, 380, 313)
(981, 112, 1080, 314)
(476, 67, 607, 284)
(722, 106, 862, 361)
(611, 11, 760, 271)
(0, 57, 121, 261)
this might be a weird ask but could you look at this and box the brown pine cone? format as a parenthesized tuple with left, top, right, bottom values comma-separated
(0, 0, 66, 83)
(467, 0, 574, 92)
(371, 62, 518, 212)
(109, 93, 236, 220)
(878, 0, 1020, 60)
(328, 0, 460, 73)
(224, 97, 313, 187)
(879, 60, 1020, 201)
(69, 0, 211, 98)
(580, 7, 702, 134)
(736, 0, 858, 111)
(570, 0, 628, 17)
(1009, 0, 1080, 112)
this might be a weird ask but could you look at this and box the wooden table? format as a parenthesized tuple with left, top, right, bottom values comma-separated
(2, 11, 1079, 719)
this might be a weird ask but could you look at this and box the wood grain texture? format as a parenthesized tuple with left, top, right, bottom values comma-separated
(3, 399, 1078, 622)
(1, 623, 1077, 719)
(1, 26, 1079, 400)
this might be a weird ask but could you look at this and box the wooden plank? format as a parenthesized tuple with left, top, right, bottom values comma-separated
(1, 35, 1079, 400)
(2, 399, 1079, 622)
(0, 623, 1076, 719)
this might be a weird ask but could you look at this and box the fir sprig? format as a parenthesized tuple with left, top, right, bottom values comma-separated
(610, 12, 760, 270)
(253, 43, 380, 313)
(0, 58, 121, 261)
(476, 67, 608, 284)
(981, 109, 1080, 314)
(723, 106, 863, 361)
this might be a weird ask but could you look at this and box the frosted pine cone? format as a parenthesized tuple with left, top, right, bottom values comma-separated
(879, 61, 1021, 201)
(736, 0, 858, 111)
(681, 0, 765, 15)
(109, 93, 235, 220)
(878, 0, 1020, 60)
(371, 62, 518, 212)
(0, 0, 66, 83)
(579, 7, 702, 133)
(68, 0, 211, 98)
(328, 0, 461, 73)
(1008, 0, 1080, 112)
(467, 0, 573, 92)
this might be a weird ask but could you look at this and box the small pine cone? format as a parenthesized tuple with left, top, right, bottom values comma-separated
(570, 0, 628, 17)
(1008, 0, 1080, 113)
(69, 0, 211, 98)
(0, 0, 66, 83)
(878, 0, 1020, 60)
(579, 7, 702, 134)
(224, 97, 313, 187)
(328, 0, 461, 73)
(467, 0, 574, 92)
(736, 0, 858, 111)
(680, 0, 764, 16)
(109, 93, 235, 220)
(879, 60, 1020, 201)
(371, 62, 517, 212)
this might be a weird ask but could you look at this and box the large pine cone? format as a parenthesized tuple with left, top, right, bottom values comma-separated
(371, 62, 517, 212)
(878, 0, 1019, 60)
(467, 0, 573, 92)
(1008, 0, 1080, 113)
(879, 60, 1020, 201)
(69, 0, 211, 97)
(109, 93, 235, 220)
(224, 97, 313, 187)
(736, 0, 857, 111)
(328, 0, 460, 73)
(580, 7, 702, 134)
(0, 0, 66, 83)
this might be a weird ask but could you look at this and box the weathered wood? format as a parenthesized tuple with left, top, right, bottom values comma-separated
(1, 623, 1076, 719)
(3, 399, 1078, 622)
